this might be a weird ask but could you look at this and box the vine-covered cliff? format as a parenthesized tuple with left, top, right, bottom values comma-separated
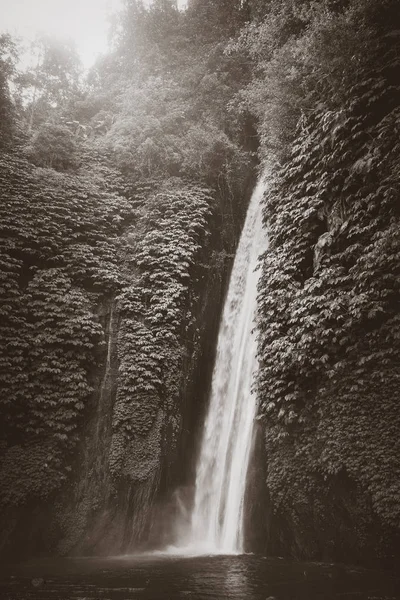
(0, 149, 254, 556)
(251, 0, 400, 564)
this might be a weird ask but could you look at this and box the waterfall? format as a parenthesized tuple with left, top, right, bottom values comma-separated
(186, 176, 268, 554)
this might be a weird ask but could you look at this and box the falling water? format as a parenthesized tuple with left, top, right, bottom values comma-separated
(187, 176, 268, 554)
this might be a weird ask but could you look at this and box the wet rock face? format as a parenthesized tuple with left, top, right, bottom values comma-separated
(264, 474, 400, 569)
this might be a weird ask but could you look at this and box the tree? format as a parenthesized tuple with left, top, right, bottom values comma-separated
(25, 122, 77, 170)
(186, 0, 248, 39)
(0, 33, 18, 146)
(17, 35, 82, 131)
(114, 0, 184, 76)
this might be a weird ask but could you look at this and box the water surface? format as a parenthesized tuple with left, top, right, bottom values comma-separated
(1, 554, 399, 600)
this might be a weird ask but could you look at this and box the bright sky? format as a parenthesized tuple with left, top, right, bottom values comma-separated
(0, 0, 188, 69)
(0, 0, 122, 68)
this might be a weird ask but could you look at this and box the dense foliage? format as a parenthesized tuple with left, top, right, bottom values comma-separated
(0, 155, 219, 555)
(0, 34, 18, 147)
(110, 182, 213, 480)
(90, 0, 254, 196)
(0, 154, 134, 505)
(253, 0, 400, 556)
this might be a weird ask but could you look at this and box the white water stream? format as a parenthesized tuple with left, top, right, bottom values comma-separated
(183, 177, 268, 555)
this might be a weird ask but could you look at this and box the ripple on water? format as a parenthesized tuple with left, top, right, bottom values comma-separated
(0, 554, 399, 600)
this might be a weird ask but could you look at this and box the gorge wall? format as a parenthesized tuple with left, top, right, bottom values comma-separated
(252, 0, 400, 566)
(0, 151, 255, 558)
